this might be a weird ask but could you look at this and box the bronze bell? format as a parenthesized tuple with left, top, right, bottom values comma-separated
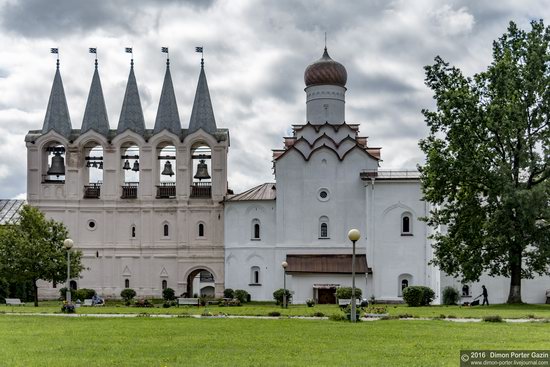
(132, 160, 140, 172)
(123, 160, 131, 170)
(47, 153, 65, 177)
(194, 159, 211, 181)
(161, 161, 175, 177)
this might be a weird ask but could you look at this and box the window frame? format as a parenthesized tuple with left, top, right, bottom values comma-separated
(319, 216, 329, 239)
(401, 212, 413, 236)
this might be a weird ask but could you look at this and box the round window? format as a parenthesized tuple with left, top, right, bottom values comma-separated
(318, 188, 330, 202)
(87, 220, 97, 230)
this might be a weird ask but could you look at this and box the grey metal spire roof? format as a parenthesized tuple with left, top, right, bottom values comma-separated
(188, 62, 217, 134)
(42, 63, 72, 137)
(117, 61, 146, 135)
(81, 61, 110, 136)
(153, 60, 181, 135)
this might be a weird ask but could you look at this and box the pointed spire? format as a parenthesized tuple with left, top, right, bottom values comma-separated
(188, 61, 217, 134)
(81, 60, 110, 136)
(117, 61, 145, 135)
(153, 59, 181, 135)
(42, 63, 72, 137)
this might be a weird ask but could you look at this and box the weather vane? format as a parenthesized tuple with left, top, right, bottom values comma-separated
(50, 47, 59, 68)
(195, 46, 204, 67)
(161, 47, 169, 66)
(125, 47, 134, 66)
(89, 47, 98, 68)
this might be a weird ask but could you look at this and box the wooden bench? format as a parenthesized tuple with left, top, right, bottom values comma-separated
(177, 298, 199, 307)
(5, 298, 25, 306)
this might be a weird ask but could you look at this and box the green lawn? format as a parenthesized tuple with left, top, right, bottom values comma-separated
(4, 301, 550, 319)
(0, 315, 548, 366)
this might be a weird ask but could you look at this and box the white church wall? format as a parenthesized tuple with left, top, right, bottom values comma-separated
(369, 180, 430, 301)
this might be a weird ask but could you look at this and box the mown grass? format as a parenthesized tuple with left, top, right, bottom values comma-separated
(3, 300, 550, 319)
(0, 315, 548, 366)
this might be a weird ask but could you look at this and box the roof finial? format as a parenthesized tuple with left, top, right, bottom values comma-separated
(125, 47, 133, 68)
(196, 46, 204, 68)
(89, 48, 98, 69)
(161, 47, 170, 67)
(51, 48, 59, 69)
(324, 32, 327, 51)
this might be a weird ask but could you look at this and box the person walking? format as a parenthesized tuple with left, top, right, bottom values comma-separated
(481, 285, 489, 306)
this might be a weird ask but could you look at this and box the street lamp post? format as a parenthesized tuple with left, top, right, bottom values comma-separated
(63, 239, 74, 303)
(281, 261, 288, 308)
(347, 229, 361, 323)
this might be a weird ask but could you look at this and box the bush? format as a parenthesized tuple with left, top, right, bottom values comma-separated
(268, 311, 281, 317)
(199, 295, 214, 306)
(223, 288, 234, 299)
(306, 299, 315, 307)
(234, 289, 250, 303)
(328, 313, 347, 321)
(134, 299, 153, 308)
(61, 301, 75, 313)
(120, 288, 136, 303)
(335, 287, 362, 300)
(483, 315, 503, 323)
(312, 311, 325, 317)
(162, 288, 176, 301)
(442, 286, 460, 305)
(402, 286, 435, 307)
(59, 287, 96, 301)
(273, 288, 292, 305)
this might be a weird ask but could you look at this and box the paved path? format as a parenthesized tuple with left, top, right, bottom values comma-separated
(1, 312, 547, 322)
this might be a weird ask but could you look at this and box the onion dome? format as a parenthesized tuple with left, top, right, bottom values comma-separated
(304, 47, 347, 88)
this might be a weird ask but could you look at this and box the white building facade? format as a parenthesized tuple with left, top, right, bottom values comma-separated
(26, 57, 228, 299)
(25, 48, 549, 304)
(224, 48, 550, 305)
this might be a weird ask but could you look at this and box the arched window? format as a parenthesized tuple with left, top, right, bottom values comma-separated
(401, 213, 412, 235)
(125, 279, 130, 289)
(250, 266, 260, 285)
(163, 223, 169, 237)
(398, 274, 412, 297)
(319, 216, 329, 238)
(131, 225, 136, 238)
(462, 284, 470, 297)
(162, 280, 167, 290)
(70, 280, 77, 290)
(251, 219, 261, 240)
(198, 223, 205, 237)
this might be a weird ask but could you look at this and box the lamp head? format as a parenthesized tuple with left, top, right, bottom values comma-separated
(347, 229, 361, 242)
(63, 238, 74, 250)
(281, 261, 288, 269)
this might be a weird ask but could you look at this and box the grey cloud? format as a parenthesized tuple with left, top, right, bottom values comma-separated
(0, 0, 215, 38)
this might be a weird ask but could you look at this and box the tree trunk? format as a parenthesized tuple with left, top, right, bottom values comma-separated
(506, 251, 523, 304)
(33, 280, 38, 307)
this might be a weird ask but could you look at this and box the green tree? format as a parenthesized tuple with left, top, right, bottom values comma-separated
(0, 205, 84, 306)
(420, 20, 550, 304)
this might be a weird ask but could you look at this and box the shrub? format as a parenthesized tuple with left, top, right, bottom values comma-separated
(268, 311, 281, 317)
(273, 288, 292, 305)
(483, 315, 503, 323)
(442, 287, 460, 305)
(329, 313, 347, 321)
(234, 289, 250, 303)
(402, 286, 435, 307)
(335, 287, 362, 300)
(223, 288, 234, 299)
(162, 288, 176, 301)
(306, 299, 315, 307)
(313, 311, 325, 317)
(120, 288, 137, 303)
(61, 302, 75, 313)
(199, 295, 214, 306)
(134, 299, 153, 308)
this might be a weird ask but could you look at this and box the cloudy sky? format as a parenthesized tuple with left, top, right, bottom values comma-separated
(0, 0, 547, 199)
